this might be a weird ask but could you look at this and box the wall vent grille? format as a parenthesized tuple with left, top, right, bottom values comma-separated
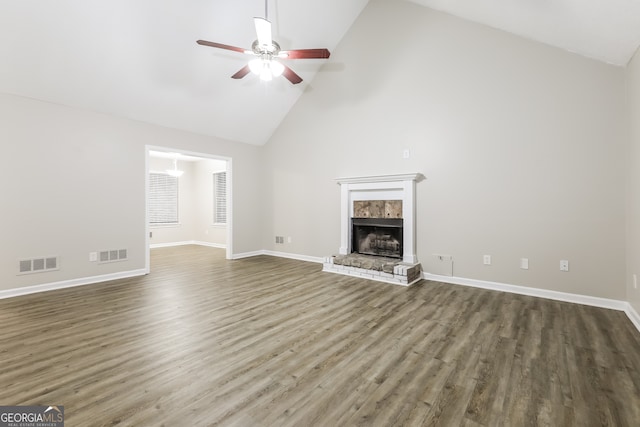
(98, 249, 128, 264)
(19, 260, 32, 273)
(45, 257, 57, 269)
(18, 256, 59, 275)
(33, 258, 45, 271)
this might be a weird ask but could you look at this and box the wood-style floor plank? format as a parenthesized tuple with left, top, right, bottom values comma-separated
(1, 245, 640, 426)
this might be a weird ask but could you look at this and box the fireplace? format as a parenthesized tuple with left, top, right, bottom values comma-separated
(323, 173, 424, 286)
(352, 218, 403, 258)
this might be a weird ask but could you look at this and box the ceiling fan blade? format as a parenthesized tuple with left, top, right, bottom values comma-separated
(254, 17, 272, 48)
(279, 48, 331, 59)
(231, 65, 251, 79)
(196, 40, 247, 54)
(281, 65, 303, 85)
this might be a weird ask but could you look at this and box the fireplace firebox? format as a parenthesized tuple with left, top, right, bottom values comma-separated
(351, 217, 403, 259)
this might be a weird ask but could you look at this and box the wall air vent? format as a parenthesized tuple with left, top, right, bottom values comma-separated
(45, 257, 57, 269)
(98, 249, 128, 264)
(18, 256, 60, 275)
(33, 258, 45, 271)
(19, 260, 32, 273)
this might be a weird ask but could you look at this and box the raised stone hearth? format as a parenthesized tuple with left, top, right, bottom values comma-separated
(323, 254, 422, 286)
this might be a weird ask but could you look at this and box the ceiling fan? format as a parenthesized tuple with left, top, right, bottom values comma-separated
(196, 0, 330, 85)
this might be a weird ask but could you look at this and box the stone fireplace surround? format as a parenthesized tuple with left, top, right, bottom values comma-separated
(323, 173, 424, 286)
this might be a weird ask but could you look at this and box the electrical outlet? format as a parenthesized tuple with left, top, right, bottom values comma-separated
(520, 258, 529, 270)
(634, 274, 638, 289)
(287, 236, 292, 243)
(483, 255, 491, 265)
(89, 252, 97, 262)
(560, 260, 569, 272)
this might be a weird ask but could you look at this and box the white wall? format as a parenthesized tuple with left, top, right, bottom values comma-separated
(0, 92, 263, 292)
(627, 48, 640, 312)
(263, 0, 627, 300)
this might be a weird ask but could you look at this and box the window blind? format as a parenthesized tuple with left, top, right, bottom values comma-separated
(149, 173, 179, 224)
(213, 171, 227, 224)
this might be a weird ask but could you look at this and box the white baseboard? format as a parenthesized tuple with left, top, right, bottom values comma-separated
(192, 241, 226, 249)
(422, 272, 627, 311)
(231, 249, 323, 263)
(262, 250, 324, 264)
(0, 269, 147, 300)
(150, 241, 192, 249)
(232, 250, 266, 259)
(150, 240, 226, 249)
(625, 303, 640, 332)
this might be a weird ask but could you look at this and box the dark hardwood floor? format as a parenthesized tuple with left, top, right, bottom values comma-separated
(1, 245, 640, 426)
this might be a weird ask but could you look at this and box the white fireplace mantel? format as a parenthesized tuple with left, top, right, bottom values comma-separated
(336, 173, 425, 264)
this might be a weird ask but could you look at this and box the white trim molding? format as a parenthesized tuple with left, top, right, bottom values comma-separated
(335, 173, 424, 185)
(150, 241, 226, 249)
(195, 241, 226, 249)
(0, 269, 147, 300)
(625, 303, 640, 332)
(231, 249, 323, 264)
(422, 272, 627, 310)
(232, 250, 265, 260)
(335, 173, 425, 264)
(262, 250, 324, 264)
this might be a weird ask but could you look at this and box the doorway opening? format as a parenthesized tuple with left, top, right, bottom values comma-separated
(145, 146, 233, 273)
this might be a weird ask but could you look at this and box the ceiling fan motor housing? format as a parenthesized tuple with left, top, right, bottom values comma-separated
(252, 39, 280, 56)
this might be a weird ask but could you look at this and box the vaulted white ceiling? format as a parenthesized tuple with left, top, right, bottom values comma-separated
(1, 0, 639, 146)
(408, 0, 640, 66)
(0, 0, 369, 145)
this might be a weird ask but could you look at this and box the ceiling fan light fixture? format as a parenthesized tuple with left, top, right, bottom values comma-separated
(270, 60, 284, 77)
(249, 58, 283, 80)
(260, 66, 273, 81)
(248, 58, 263, 75)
